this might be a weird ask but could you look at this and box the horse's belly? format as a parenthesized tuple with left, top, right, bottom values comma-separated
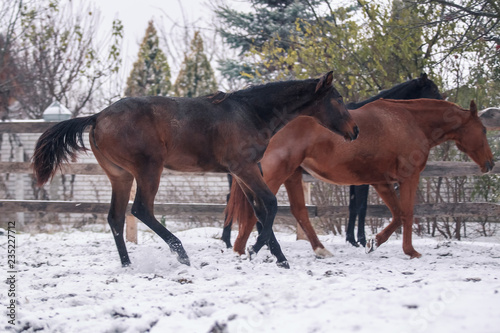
(302, 160, 399, 186)
(164, 149, 228, 173)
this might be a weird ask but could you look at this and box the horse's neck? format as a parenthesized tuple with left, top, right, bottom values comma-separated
(411, 103, 470, 146)
(244, 86, 316, 135)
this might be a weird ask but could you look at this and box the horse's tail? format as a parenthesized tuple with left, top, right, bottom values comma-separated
(224, 177, 254, 228)
(32, 114, 98, 186)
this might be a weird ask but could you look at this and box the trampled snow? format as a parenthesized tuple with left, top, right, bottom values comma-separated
(2, 226, 500, 333)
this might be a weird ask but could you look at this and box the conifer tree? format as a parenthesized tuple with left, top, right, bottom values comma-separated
(173, 31, 217, 97)
(215, 0, 320, 82)
(125, 20, 171, 97)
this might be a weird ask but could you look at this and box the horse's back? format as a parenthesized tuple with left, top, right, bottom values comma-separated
(295, 99, 432, 184)
(92, 96, 253, 173)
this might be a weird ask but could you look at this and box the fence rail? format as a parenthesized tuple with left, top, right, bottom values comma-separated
(1, 199, 499, 220)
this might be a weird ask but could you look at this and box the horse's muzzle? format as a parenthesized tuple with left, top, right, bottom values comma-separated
(482, 160, 495, 173)
(344, 125, 359, 142)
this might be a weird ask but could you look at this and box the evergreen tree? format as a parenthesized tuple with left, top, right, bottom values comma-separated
(125, 20, 171, 97)
(215, 0, 321, 83)
(173, 31, 217, 97)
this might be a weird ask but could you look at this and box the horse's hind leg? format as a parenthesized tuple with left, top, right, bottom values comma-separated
(107, 174, 134, 266)
(355, 185, 369, 247)
(346, 185, 359, 247)
(132, 164, 190, 266)
(221, 174, 233, 248)
(221, 222, 233, 249)
(91, 142, 134, 267)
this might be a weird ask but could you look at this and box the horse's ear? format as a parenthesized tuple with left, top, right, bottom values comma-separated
(470, 100, 478, 117)
(315, 71, 334, 93)
(417, 72, 428, 86)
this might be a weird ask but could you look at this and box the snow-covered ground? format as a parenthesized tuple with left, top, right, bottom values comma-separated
(2, 225, 500, 333)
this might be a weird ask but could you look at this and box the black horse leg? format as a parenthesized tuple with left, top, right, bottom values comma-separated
(108, 177, 134, 266)
(221, 222, 233, 248)
(253, 221, 288, 266)
(356, 185, 369, 247)
(346, 185, 359, 247)
(133, 170, 190, 266)
(221, 174, 233, 248)
(233, 166, 288, 268)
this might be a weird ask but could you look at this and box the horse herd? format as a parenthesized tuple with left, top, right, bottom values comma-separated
(32, 72, 495, 269)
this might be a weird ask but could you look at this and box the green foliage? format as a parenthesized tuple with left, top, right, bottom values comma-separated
(173, 31, 217, 98)
(215, 0, 322, 84)
(244, 1, 433, 102)
(125, 20, 171, 97)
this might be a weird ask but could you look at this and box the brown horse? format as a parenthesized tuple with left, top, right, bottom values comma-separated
(31, 72, 358, 268)
(222, 73, 443, 249)
(226, 99, 494, 260)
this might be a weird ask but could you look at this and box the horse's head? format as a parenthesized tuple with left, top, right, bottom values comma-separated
(312, 71, 359, 141)
(455, 100, 495, 173)
(413, 73, 444, 100)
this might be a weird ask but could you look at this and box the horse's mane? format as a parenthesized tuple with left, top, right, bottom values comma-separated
(204, 78, 320, 106)
(204, 91, 232, 104)
(347, 78, 418, 109)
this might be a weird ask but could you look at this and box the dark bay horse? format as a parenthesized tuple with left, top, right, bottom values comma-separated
(32, 72, 358, 268)
(225, 99, 494, 260)
(222, 73, 443, 250)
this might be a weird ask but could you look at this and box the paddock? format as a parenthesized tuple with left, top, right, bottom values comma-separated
(1, 115, 500, 332)
(4, 227, 500, 332)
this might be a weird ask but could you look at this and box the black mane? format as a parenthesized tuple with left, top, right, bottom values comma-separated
(347, 73, 441, 110)
(205, 78, 321, 107)
(347, 79, 418, 109)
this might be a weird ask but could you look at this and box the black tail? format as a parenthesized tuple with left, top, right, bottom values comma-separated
(31, 114, 98, 186)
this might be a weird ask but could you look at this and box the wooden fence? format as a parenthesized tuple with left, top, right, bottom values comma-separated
(1, 120, 500, 229)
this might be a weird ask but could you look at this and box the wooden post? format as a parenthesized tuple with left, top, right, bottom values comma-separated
(126, 180, 138, 244)
(296, 180, 310, 240)
(15, 145, 25, 228)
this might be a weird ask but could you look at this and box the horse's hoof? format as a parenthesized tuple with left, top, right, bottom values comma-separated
(221, 238, 233, 249)
(314, 247, 334, 258)
(121, 261, 131, 267)
(247, 246, 257, 260)
(177, 254, 191, 266)
(346, 238, 359, 247)
(277, 260, 290, 269)
(358, 238, 367, 247)
(365, 238, 378, 254)
(409, 251, 422, 259)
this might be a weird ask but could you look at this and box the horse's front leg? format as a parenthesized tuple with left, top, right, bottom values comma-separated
(369, 177, 421, 259)
(231, 165, 289, 268)
(284, 167, 332, 258)
(398, 176, 422, 258)
(367, 183, 402, 253)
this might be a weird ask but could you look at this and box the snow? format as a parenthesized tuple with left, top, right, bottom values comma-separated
(3, 225, 500, 333)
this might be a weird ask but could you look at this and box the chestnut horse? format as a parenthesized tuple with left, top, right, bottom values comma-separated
(32, 72, 358, 268)
(222, 73, 443, 250)
(226, 99, 494, 260)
